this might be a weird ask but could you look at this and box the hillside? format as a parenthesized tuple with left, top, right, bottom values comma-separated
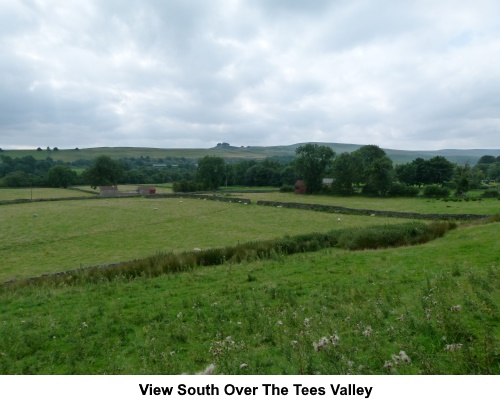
(1, 143, 499, 164)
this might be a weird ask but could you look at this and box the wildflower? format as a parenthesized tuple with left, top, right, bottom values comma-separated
(82, 322, 88, 328)
(240, 363, 248, 369)
(196, 364, 216, 375)
(276, 321, 283, 326)
(303, 318, 312, 327)
(391, 354, 400, 365)
(445, 343, 463, 351)
(291, 341, 299, 346)
(330, 334, 340, 342)
(399, 351, 411, 364)
(450, 305, 462, 312)
(363, 326, 372, 337)
(383, 361, 394, 370)
(177, 312, 183, 318)
(170, 351, 175, 356)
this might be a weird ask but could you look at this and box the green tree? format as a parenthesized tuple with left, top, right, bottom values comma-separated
(363, 156, 394, 196)
(196, 156, 226, 189)
(331, 152, 357, 195)
(351, 145, 387, 185)
(293, 144, 336, 194)
(47, 165, 77, 188)
(83, 155, 123, 189)
(426, 156, 454, 185)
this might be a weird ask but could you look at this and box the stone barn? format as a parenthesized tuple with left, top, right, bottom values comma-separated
(99, 186, 118, 197)
(294, 180, 307, 194)
(137, 186, 157, 195)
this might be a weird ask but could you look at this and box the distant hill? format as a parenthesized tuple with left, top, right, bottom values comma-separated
(1, 144, 499, 165)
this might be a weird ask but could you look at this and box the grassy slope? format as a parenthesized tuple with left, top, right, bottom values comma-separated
(0, 222, 498, 374)
(2, 143, 499, 164)
(0, 197, 413, 282)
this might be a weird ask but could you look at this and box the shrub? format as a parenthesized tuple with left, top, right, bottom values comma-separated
(279, 184, 294, 193)
(387, 182, 420, 197)
(481, 190, 499, 198)
(423, 185, 450, 198)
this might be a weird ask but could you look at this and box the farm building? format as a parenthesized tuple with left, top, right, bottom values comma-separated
(137, 186, 156, 195)
(294, 180, 307, 194)
(99, 186, 118, 197)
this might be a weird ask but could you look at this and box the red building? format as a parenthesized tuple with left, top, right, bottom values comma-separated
(294, 180, 307, 194)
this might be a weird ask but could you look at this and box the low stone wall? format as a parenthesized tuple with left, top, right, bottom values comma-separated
(256, 200, 490, 221)
(146, 193, 252, 204)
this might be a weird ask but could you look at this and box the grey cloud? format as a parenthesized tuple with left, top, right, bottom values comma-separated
(0, 0, 499, 150)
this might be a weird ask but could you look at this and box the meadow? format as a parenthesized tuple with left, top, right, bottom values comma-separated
(0, 189, 498, 375)
(0, 194, 413, 282)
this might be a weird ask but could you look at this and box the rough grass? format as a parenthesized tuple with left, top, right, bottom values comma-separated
(0, 222, 498, 374)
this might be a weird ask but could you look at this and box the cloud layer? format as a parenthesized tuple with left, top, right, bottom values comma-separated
(1, 0, 500, 150)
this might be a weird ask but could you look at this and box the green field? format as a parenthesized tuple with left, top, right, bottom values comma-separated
(240, 192, 500, 215)
(0, 187, 95, 201)
(0, 189, 499, 375)
(0, 196, 416, 282)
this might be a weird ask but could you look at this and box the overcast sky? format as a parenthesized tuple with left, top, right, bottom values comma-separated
(1, 0, 500, 151)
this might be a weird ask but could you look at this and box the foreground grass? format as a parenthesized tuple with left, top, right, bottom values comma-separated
(0, 197, 413, 282)
(0, 222, 498, 374)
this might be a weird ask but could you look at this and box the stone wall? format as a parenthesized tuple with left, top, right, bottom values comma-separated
(256, 200, 490, 221)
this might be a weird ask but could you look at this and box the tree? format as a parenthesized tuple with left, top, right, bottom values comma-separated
(478, 155, 496, 164)
(47, 165, 77, 188)
(363, 156, 394, 196)
(83, 155, 123, 189)
(351, 145, 387, 185)
(293, 144, 336, 194)
(196, 156, 226, 189)
(426, 156, 454, 185)
(331, 152, 357, 195)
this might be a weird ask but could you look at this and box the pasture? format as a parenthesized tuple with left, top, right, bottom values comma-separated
(0, 195, 413, 282)
(0, 188, 498, 375)
(0, 221, 498, 374)
(0, 187, 94, 201)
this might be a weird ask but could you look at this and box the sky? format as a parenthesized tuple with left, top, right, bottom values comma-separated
(1, 0, 500, 151)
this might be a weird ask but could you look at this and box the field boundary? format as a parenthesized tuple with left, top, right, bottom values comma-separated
(256, 200, 491, 221)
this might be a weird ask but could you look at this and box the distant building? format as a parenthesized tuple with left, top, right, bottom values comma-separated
(137, 186, 156, 195)
(99, 186, 118, 197)
(294, 180, 307, 194)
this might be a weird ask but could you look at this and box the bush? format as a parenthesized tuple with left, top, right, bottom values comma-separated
(481, 190, 499, 198)
(279, 184, 294, 193)
(423, 185, 450, 198)
(387, 182, 420, 197)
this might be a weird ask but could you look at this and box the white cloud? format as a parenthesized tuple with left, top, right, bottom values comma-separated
(0, 0, 499, 151)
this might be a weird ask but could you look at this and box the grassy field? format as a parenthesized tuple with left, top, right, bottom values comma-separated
(0, 187, 96, 201)
(238, 192, 500, 215)
(0, 188, 498, 375)
(0, 221, 498, 374)
(0, 196, 413, 282)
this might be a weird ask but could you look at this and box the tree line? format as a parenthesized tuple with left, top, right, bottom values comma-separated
(1, 145, 499, 196)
